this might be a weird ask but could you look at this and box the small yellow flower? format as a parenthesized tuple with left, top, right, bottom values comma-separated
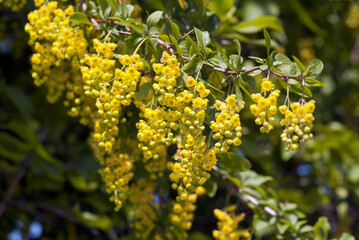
(261, 80, 272, 92)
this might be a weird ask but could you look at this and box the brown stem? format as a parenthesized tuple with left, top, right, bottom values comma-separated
(4, 199, 100, 236)
(267, 69, 297, 79)
(0, 152, 34, 218)
(180, 29, 194, 41)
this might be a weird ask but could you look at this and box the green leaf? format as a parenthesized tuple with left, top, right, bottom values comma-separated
(5, 85, 33, 123)
(260, 64, 268, 70)
(109, 17, 145, 35)
(305, 59, 324, 77)
(299, 225, 314, 234)
(68, 175, 99, 192)
(288, 0, 326, 36)
(290, 83, 312, 98)
(34, 157, 64, 183)
(233, 16, 283, 34)
(275, 53, 292, 65)
(146, 11, 163, 28)
(240, 73, 256, 90)
(313, 217, 331, 240)
(74, 208, 111, 231)
(253, 216, 275, 236)
(203, 179, 217, 198)
(287, 78, 299, 85)
(241, 171, 272, 187)
(208, 0, 233, 20)
(229, 55, 241, 72)
(135, 81, 153, 99)
(263, 29, 271, 56)
(339, 233, 355, 240)
(217, 150, 251, 173)
(234, 39, 241, 56)
(206, 55, 227, 69)
(170, 20, 181, 41)
(226, 175, 242, 188)
(112, 3, 134, 18)
(0, 132, 30, 161)
(185, 34, 200, 57)
(194, 27, 211, 53)
(96, 0, 108, 14)
(169, 35, 183, 58)
(249, 56, 265, 64)
(192, 0, 205, 17)
(7, 121, 57, 164)
(183, 57, 202, 75)
(305, 77, 325, 87)
(0, 145, 26, 161)
(104, 6, 112, 18)
(107, 0, 120, 11)
(292, 56, 305, 73)
(69, 12, 92, 25)
(234, 83, 243, 109)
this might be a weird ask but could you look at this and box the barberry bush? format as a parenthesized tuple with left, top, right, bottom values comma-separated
(1, 0, 359, 239)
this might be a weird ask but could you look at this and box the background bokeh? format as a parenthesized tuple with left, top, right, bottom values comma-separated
(1, 0, 359, 239)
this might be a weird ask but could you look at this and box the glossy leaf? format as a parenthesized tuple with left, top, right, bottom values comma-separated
(194, 27, 211, 53)
(183, 57, 202, 75)
(135, 81, 153, 99)
(146, 11, 163, 28)
(275, 53, 292, 65)
(69, 12, 92, 25)
(313, 217, 331, 240)
(234, 39, 241, 56)
(339, 233, 355, 240)
(292, 56, 306, 73)
(208, 0, 233, 20)
(233, 16, 283, 34)
(217, 150, 251, 173)
(170, 20, 181, 41)
(228, 55, 241, 72)
(240, 73, 256, 90)
(305, 59, 324, 77)
(263, 29, 271, 56)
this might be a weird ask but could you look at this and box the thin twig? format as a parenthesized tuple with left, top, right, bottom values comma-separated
(267, 69, 297, 79)
(5, 199, 100, 236)
(0, 152, 34, 218)
(180, 29, 194, 41)
(212, 166, 278, 217)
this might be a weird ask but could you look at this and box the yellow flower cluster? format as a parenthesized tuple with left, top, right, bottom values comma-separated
(0, 0, 27, 11)
(250, 79, 279, 133)
(99, 153, 134, 211)
(169, 193, 200, 240)
(63, 68, 95, 126)
(128, 179, 160, 239)
(25, 2, 87, 88)
(137, 106, 174, 178)
(135, 52, 182, 178)
(169, 78, 211, 193)
(279, 100, 315, 151)
(82, 40, 144, 155)
(213, 205, 250, 240)
(211, 95, 244, 153)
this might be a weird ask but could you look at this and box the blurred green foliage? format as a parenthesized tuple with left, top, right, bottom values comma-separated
(1, 0, 359, 239)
